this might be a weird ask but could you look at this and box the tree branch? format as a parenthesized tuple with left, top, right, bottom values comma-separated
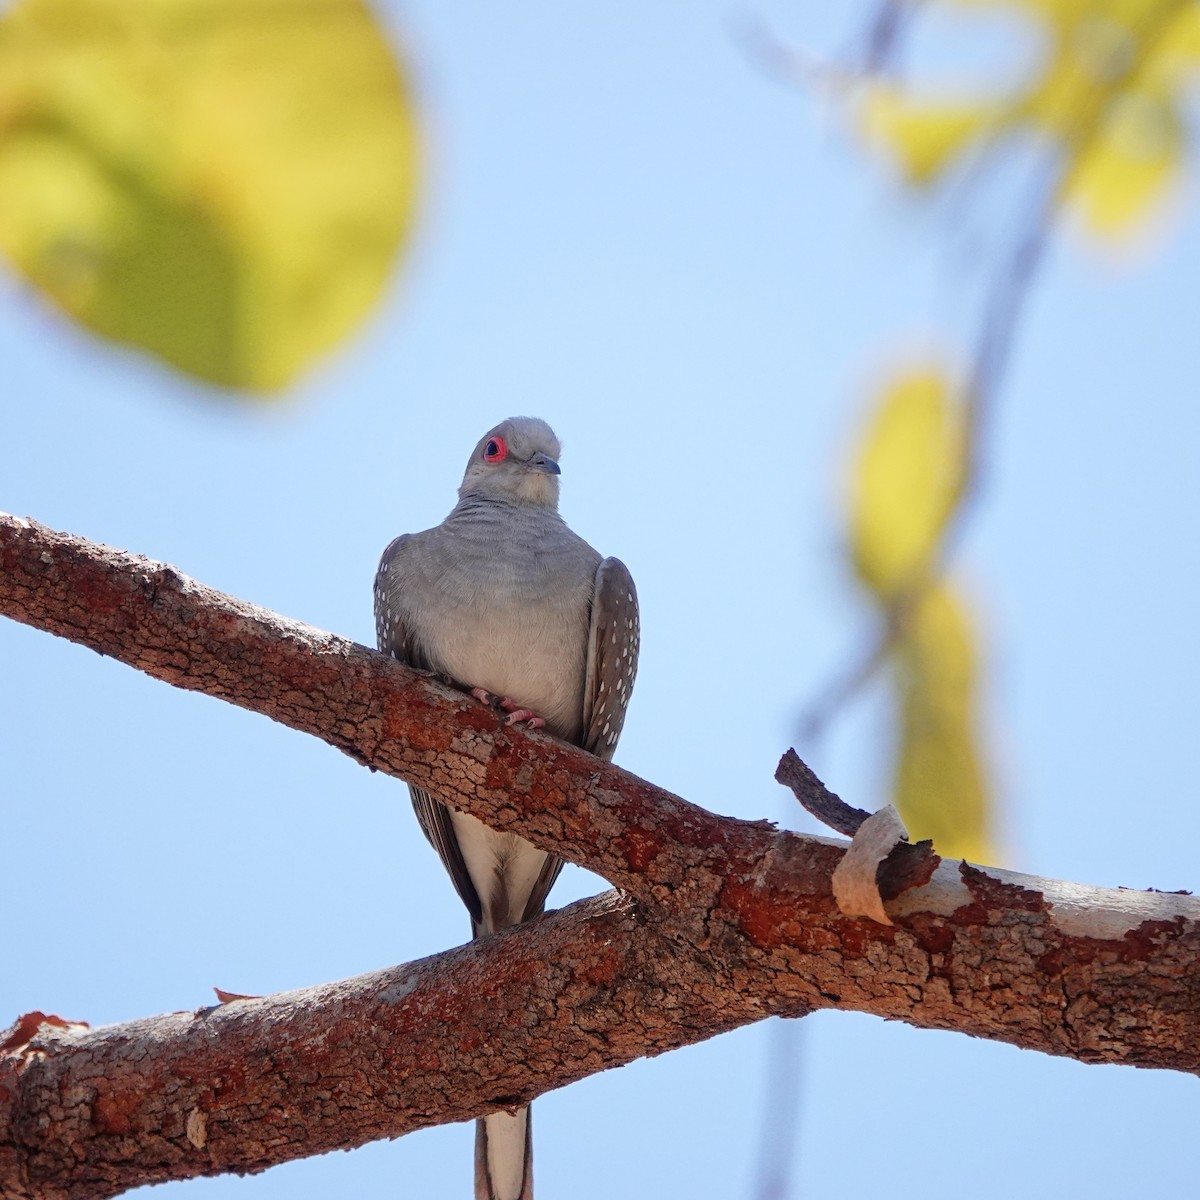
(1, 895, 727, 1200)
(4, 512, 1200, 1198)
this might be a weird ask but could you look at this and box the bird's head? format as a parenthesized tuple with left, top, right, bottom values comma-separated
(459, 416, 563, 508)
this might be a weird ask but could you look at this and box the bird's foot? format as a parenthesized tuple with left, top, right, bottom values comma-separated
(468, 688, 546, 729)
(495, 696, 546, 729)
(501, 707, 545, 729)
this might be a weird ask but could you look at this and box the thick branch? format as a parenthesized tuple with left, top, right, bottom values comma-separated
(1, 895, 733, 1200)
(4, 513, 1200, 1198)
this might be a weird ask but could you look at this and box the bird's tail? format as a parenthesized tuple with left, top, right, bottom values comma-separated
(475, 1106, 533, 1200)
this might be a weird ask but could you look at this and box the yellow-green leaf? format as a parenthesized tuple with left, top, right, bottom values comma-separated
(861, 85, 994, 184)
(854, 1, 1200, 247)
(1153, 4, 1200, 77)
(851, 365, 967, 598)
(0, 0, 419, 391)
(892, 583, 992, 863)
(1064, 87, 1183, 236)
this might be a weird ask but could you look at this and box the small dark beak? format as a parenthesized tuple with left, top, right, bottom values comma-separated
(530, 452, 561, 476)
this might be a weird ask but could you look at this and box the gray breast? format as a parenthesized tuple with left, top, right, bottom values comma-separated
(396, 505, 601, 741)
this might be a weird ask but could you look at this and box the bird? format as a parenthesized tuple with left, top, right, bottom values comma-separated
(373, 416, 639, 1200)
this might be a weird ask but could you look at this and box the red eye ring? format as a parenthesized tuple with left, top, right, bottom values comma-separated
(483, 436, 508, 463)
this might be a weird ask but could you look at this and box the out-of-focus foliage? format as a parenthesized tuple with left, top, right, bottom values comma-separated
(0, 0, 419, 392)
(861, 0, 1200, 238)
(861, 93, 996, 185)
(833, 1, 1199, 861)
(851, 366, 965, 598)
(893, 583, 990, 862)
(849, 364, 990, 860)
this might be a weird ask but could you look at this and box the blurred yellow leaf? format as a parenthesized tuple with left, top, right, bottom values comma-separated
(851, 365, 967, 598)
(1154, 3, 1200, 72)
(1022, 26, 1115, 138)
(1064, 87, 1183, 234)
(858, 1, 1200, 244)
(861, 86, 994, 184)
(0, 0, 419, 391)
(893, 583, 992, 862)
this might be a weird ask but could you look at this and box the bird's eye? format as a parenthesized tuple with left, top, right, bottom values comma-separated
(483, 436, 508, 463)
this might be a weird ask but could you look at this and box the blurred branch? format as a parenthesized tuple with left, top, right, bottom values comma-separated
(796, 1, 1187, 743)
(736, 0, 915, 94)
(5, 513, 1200, 1197)
(795, 167, 1053, 746)
(860, 0, 917, 75)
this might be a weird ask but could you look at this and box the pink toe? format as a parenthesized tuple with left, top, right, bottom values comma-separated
(503, 709, 545, 729)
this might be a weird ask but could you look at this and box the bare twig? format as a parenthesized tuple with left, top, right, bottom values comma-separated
(774, 747, 869, 836)
(775, 749, 939, 899)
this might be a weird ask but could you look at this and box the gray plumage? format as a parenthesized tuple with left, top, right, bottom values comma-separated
(374, 416, 639, 1200)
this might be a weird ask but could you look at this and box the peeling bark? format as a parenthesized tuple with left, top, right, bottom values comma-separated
(3, 512, 1200, 1199)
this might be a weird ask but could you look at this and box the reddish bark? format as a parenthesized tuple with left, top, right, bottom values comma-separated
(3, 512, 1200, 1198)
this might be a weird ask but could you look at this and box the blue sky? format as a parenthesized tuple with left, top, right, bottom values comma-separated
(3, 3, 1199, 1198)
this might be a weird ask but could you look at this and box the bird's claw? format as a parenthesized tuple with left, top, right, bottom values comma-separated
(502, 708, 545, 729)
(468, 687, 546, 730)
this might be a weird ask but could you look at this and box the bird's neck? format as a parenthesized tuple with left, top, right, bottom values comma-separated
(452, 489, 560, 519)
